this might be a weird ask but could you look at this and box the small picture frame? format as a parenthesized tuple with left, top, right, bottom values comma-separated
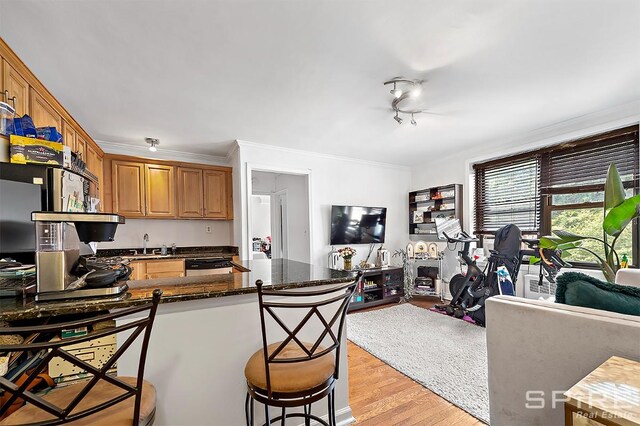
(413, 211, 424, 223)
(406, 243, 414, 259)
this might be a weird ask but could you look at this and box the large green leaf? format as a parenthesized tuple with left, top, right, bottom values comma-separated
(553, 230, 587, 242)
(539, 236, 563, 248)
(558, 241, 582, 250)
(604, 163, 626, 211)
(603, 194, 640, 237)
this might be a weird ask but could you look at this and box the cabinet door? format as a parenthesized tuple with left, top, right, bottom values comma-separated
(128, 261, 146, 280)
(112, 160, 145, 217)
(85, 142, 104, 209)
(75, 134, 87, 160)
(144, 164, 176, 218)
(62, 120, 76, 151)
(2, 60, 29, 116)
(177, 167, 203, 218)
(30, 88, 62, 130)
(203, 170, 229, 219)
(145, 259, 184, 274)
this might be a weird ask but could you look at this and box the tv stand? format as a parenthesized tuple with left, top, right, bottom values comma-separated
(348, 266, 404, 311)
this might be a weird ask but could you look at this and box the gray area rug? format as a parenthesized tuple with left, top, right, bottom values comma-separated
(347, 303, 489, 424)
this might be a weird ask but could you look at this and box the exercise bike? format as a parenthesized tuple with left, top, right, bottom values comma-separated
(434, 223, 569, 325)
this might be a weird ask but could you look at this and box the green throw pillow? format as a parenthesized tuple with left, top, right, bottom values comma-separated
(556, 272, 640, 316)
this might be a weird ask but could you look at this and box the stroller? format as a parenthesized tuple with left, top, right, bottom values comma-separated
(435, 222, 567, 326)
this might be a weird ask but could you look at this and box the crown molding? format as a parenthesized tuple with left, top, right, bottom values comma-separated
(225, 141, 240, 164)
(464, 100, 640, 167)
(235, 140, 410, 171)
(95, 140, 229, 166)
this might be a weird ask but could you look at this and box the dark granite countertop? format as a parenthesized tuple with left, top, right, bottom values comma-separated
(95, 245, 238, 261)
(0, 260, 355, 322)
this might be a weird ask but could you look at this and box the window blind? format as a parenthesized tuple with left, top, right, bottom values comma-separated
(473, 125, 639, 236)
(541, 131, 639, 193)
(474, 156, 541, 234)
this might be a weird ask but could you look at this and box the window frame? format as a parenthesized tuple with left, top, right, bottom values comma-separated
(474, 125, 639, 269)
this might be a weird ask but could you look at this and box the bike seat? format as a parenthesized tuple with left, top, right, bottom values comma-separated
(522, 238, 540, 248)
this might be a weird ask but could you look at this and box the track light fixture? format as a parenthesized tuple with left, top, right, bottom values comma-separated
(390, 82, 403, 98)
(145, 137, 159, 152)
(383, 77, 426, 126)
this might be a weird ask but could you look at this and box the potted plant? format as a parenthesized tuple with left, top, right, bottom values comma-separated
(540, 163, 640, 282)
(338, 247, 356, 270)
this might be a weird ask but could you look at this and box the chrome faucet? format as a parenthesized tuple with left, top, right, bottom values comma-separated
(143, 233, 149, 255)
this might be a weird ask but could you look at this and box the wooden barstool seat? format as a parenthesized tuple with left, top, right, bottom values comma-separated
(0, 289, 163, 426)
(244, 274, 361, 426)
(1, 378, 156, 425)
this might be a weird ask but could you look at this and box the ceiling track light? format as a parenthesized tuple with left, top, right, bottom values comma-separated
(394, 110, 403, 124)
(145, 137, 159, 152)
(383, 77, 426, 127)
(390, 82, 402, 98)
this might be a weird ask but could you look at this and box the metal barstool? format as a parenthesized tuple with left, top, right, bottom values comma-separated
(244, 273, 360, 426)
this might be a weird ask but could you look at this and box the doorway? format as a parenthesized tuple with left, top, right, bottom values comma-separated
(248, 169, 310, 263)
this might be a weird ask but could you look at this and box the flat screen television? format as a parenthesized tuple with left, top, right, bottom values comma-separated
(330, 205, 387, 245)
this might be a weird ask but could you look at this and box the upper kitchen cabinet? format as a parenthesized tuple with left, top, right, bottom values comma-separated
(29, 88, 62, 129)
(112, 160, 146, 217)
(61, 120, 76, 151)
(204, 170, 230, 219)
(105, 154, 233, 220)
(144, 164, 176, 218)
(2, 60, 29, 116)
(177, 167, 204, 218)
(85, 142, 104, 207)
(75, 133, 87, 161)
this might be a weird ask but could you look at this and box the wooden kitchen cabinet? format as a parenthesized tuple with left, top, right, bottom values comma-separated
(76, 134, 87, 160)
(204, 170, 229, 219)
(177, 167, 204, 218)
(85, 142, 104, 208)
(112, 160, 146, 217)
(128, 261, 146, 280)
(105, 154, 233, 220)
(61, 121, 76, 151)
(30, 88, 62, 130)
(2, 60, 29, 116)
(144, 164, 176, 218)
(129, 259, 184, 280)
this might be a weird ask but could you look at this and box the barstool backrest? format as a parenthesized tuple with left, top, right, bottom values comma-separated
(0, 289, 163, 425)
(255, 273, 360, 397)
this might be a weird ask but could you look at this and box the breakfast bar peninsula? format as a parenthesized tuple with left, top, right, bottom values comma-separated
(1, 259, 357, 426)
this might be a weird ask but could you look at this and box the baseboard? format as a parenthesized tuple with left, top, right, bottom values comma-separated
(335, 406, 356, 426)
(294, 405, 355, 426)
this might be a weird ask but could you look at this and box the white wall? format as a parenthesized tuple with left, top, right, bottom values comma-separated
(250, 195, 271, 240)
(274, 173, 310, 263)
(98, 219, 233, 250)
(236, 141, 411, 267)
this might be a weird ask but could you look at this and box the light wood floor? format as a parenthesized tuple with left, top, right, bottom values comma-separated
(347, 298, 485, 425)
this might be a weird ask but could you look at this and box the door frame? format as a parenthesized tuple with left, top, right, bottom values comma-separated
(245, 163, 312, 263)
(270, 189, 288, 260)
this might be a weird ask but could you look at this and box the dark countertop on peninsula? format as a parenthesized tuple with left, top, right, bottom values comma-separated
(0, 259, 355, 321)
(95, 245, 239, 261)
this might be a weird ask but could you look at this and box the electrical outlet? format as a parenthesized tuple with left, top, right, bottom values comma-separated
(206, 225, 212, 233)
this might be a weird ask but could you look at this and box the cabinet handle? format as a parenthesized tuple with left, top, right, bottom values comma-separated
(2, 91, 16, 109)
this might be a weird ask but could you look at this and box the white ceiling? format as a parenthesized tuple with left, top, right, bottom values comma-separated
(1, 0, 639, 166)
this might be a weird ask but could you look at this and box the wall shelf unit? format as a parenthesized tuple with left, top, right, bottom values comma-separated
(409, 184, 463, 237)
